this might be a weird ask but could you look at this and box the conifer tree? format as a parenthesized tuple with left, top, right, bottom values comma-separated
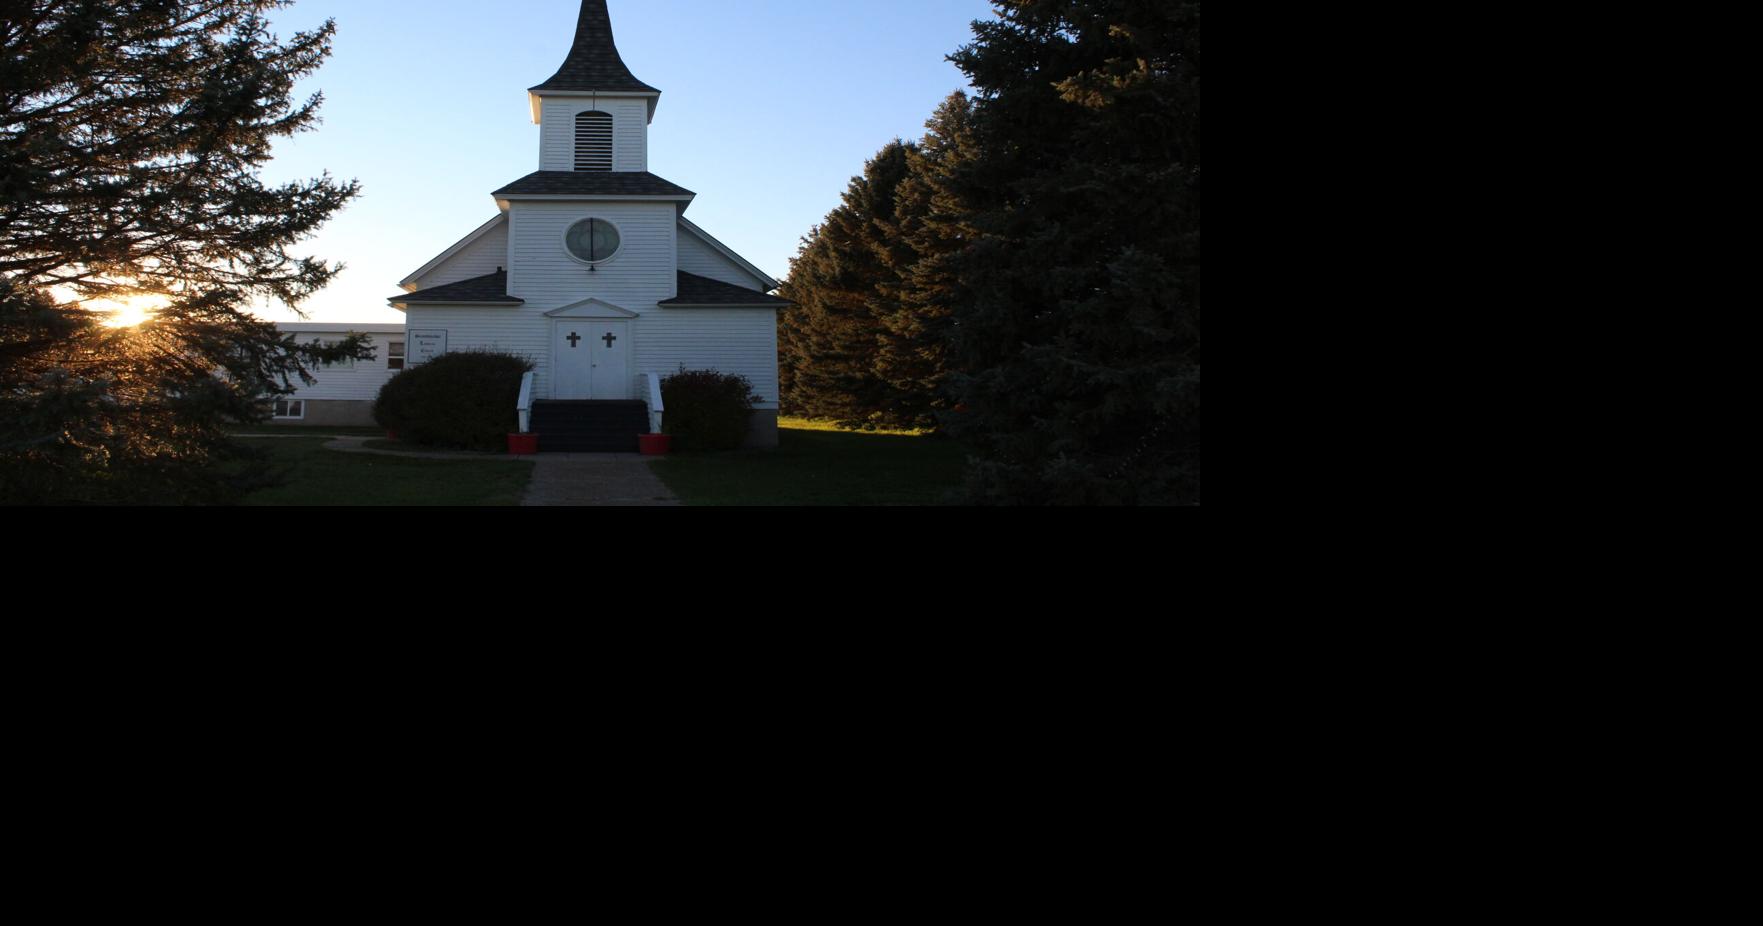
(876, 92, 980, 429)
(0, 1, 368, 504)
(778, 141, 917, 427)
(944, 0, 1201, 504)
(778, 98, 983, 432)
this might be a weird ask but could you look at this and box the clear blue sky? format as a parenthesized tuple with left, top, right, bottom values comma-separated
(251, 0, 997, 324)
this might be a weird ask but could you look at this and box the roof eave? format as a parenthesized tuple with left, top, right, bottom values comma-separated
(529, 88, 662, 123)
(527, 88, 660, 98)
(659, 302, 793, 309)
(492, 194, 694, 201)
(388, 299, 525, 308)
(494, 194, 695, 215)
(677, 217, 782, 291)
(278, 323, 408, 333)
(399, 214, 508, 287)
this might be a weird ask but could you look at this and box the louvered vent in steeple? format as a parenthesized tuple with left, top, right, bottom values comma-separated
(575, 111, 613, 171)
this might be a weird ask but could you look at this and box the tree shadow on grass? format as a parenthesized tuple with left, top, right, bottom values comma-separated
(651, 428, 965, 506)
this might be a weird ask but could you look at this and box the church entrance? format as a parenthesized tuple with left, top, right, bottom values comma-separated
(551, 320, 631, 399)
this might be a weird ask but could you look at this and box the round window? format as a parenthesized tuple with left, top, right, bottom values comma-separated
(564, 218, 621, 264)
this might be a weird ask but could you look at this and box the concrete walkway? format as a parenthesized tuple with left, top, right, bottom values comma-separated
(313, 437, 681, 507)
(518, 453, 681, 507)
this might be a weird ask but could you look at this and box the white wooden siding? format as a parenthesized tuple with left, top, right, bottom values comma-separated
(284, 331, 406, 402)
(677, 225, 768, 291)
(404, 305, 552, 395)
(508, 201, 676, 310)
(401, 305, 776, 409)
(637, 309, 780, 409)
(539, 98, 648, 172)
(412, 220, 510, 291)
(396, 209, 773, 410)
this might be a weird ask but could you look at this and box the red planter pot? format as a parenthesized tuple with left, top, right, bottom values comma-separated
(638, 433, 672, 456)
(507, 432, 539, 455)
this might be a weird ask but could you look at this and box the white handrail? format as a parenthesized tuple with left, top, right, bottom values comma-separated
(517, 371, 535, 433)
(643, 372, 664, 435)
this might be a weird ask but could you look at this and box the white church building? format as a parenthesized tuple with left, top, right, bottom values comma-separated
(277, 0, 790, 448)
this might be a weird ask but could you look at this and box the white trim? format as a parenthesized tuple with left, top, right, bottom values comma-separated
(678, 217, 781, 291)
(661, 303, 786, 309)
(531, 90, 661, 99)
(545, 298, 639, 319)
(387, 299, 521, 308)
(398, 214, 507, 289)
(276, 323, 405, 334)
(495, 195, 694, 221)
(528, 90, 661, 125)
(644, 372, 664, 434)
(496, 194, 692, 204)
(518, 371, 535, 433)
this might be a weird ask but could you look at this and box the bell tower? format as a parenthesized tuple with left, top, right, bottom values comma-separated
(527, 0, 661, 173)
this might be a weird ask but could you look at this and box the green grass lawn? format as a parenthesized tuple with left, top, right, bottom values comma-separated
(649, 422, 966, 506)
(235, 436, 533, 506)
(773, 416, 935, 436)
(229, 424, 389, 438)
(357, 438, 498, 453)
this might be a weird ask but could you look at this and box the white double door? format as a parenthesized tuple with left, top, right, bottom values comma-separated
(551, 320, 630, 399)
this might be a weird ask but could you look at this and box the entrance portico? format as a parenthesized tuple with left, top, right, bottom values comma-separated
(546, 297, 637, 399)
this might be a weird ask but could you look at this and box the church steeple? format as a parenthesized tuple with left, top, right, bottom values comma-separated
(530, 0, 659, 95)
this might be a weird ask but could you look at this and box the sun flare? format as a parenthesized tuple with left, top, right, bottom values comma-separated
(98, 296, 166, 329)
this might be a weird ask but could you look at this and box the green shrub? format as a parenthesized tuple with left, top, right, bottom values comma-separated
(374, 351, 534, 451)
(661, 368, 760, 452)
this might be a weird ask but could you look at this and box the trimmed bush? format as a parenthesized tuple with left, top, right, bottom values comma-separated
(374, 351, 534, 451)
(662, 368, 760, 452)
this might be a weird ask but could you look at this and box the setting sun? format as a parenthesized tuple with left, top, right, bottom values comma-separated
(98, 295, 166, 328)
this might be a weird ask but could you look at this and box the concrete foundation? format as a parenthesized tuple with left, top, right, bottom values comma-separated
(745, 409, 779, 449)
(263, 401, 774, 446)
(280, 400, 378, 428)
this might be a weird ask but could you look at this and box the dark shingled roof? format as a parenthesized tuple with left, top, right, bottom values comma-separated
(661, 271, 792, 307)
(531, 0, 660, 95)
(493, 171, 695, 198)
(389, 271, 522, 305)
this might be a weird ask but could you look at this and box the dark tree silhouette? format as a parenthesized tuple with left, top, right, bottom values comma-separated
(778, 94, 981, 432)
(1, 1, 370, 504)
(779, 140, 918, 428)
(944, 0, 1201, 504)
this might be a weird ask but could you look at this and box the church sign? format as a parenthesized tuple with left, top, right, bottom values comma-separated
(408, 329, 449, 366)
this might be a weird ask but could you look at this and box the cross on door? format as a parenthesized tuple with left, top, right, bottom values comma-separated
(602, 332, 618, 348)
(567, 332, 582, 348)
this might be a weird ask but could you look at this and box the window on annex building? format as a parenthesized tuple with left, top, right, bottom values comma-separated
(313, 339, 353, 370)
(388, 340, 405, 370)
(273, 399, 304, 419)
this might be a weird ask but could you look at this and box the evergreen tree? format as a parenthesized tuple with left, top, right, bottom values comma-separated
(875, 92, 979, 430)
(778, 140, 917, 427)
(0, 1, 368, 504)
(778, 97, 982, 432)
(944, 0, 1201, 504)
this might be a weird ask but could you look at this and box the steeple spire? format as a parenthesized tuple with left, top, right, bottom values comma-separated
(530, 0, 659, 94)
